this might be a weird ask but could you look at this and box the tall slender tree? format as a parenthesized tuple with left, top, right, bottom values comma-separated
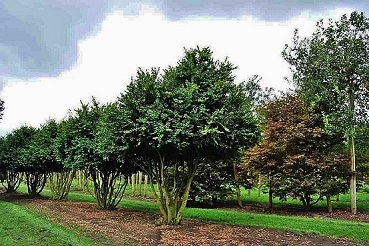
(282, 11, 369, 214)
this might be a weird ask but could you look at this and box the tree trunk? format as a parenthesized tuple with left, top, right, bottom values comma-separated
(258, 175, 262, 197)
(268, 188, 273, 209)
(233, 162, 242, 207)
(152, 161, 197, 225)
(348, 90, 357, 215)
(50, 169, 75, 200)
(131, 173, 136, 195)
(26, 172, 47, 196)
(144, 175, 148, 197)
(90, 169, 128, 210)
(327, 195, 332, 213)
(349, 135, 357, 214)
(138, 171, 143, 196)
(302, 193, 311, 211)
(2, 171, 21, 193)
(172, 170, 196, 225)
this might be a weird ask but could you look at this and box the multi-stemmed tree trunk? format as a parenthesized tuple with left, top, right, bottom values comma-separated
(26, 171, 47, 196)
(89, 168, 128, 210)
(300, 193, 323, 211)
(148, 158, 197, 225)
(49, 169, 76, 200)
(1, 171, 22, 193)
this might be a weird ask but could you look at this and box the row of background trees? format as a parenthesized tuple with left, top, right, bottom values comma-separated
(0, 11, 368, 224)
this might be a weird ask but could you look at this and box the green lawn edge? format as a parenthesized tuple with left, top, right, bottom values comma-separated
(0, 199, 97, 246)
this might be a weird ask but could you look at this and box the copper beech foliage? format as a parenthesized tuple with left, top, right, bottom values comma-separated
(243, 95, 350, 208)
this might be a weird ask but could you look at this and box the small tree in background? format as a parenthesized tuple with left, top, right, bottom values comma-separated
(0, 136, 22, 193)
(30, 119, 75, 200)
(189, 161, 235, 206)
(54, 116, 81, 195)
(7, 125, 44, 196)
(64, 99, 134, 209)
(244, 95, 350, 210)
(20, 128, 49, 196)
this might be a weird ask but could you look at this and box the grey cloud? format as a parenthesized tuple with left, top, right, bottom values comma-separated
(0, 0, 111, 78)
(0, 0, 367, 79)
(153, 0, 368, 21)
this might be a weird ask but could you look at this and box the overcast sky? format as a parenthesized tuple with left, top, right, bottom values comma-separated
(0, 0, 367, 135)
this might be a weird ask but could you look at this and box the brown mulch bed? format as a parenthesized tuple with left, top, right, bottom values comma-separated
(0, 193, 363, 246)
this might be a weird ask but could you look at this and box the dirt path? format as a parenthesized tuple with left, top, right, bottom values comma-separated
(6, 196, 358, 246)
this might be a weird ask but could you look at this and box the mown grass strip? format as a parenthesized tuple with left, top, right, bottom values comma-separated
(236, 188, 369, 212)
(0, 199, 97, 246)
(184, 207, 369, 241)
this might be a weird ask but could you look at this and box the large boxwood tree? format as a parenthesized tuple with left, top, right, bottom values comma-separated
(120, 47, 260, 225)
(63, 99, 135, 209)
(30, 119, 75, 200)
(0, 135, 21, 193)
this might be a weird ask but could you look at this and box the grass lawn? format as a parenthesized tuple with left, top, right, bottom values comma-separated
(0, 199, 97, 246)
(236, 187, 369, 212)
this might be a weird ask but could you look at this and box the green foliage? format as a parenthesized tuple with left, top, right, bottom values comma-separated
(5, 125, 36, 172)
(356, 125, 369, 169)
(23, 119, 59, 173)
(27, 119, 76, 200)
(243, 75, 275, 108)
(3, 125, 47, 196)
(189, 161, 235, 205)
(282, 12, 369, 130)
(355, 125, 369, 188)
(18, 123, 59, 196)
(58, 99, 135, 209)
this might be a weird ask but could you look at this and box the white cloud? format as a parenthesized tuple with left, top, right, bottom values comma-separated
(0, 5, 355, 134)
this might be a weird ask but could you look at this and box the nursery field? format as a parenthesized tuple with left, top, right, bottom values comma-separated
(1, 10, 369, 246)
